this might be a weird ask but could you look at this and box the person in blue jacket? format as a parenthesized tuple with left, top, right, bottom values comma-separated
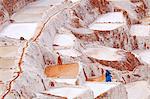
(105, 70, 112, 82)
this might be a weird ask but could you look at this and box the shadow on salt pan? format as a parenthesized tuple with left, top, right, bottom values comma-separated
(93, 12, 126, 23)
(84, 82, 119, 98)
(53, 33, 76, 49)
(89, 23, 125, 31)
(88, 12, 126, 31)
(36, 86, 93, 99)
(0, 23, 38, 40)
(132, 50, 150, 65)
(83, 46, 125, 61)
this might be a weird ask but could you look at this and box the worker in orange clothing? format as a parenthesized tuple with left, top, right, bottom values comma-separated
(99, 69, 105, 82)
(86, 69, 105, 82)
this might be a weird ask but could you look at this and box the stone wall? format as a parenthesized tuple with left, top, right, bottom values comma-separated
(0, 4, 9, 31)
(1, 0, 36, 15)
(95, 83, 127, 99)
